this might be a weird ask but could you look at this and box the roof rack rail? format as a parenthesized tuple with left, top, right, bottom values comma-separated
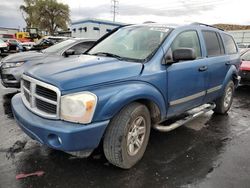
(191, 22, 224, 31)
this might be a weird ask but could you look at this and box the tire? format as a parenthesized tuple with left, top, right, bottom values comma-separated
(103, 102, 151, 169)
(213, 81, 234, 114)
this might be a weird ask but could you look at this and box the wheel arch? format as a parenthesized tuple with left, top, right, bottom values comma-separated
(223, 65, 238, 90)
(93, 82, 167, 124)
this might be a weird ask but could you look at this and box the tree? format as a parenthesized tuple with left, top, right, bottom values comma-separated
(20, 0, 38, 28)
(37, 0, 70, 35)
(20, 0, 70, 35)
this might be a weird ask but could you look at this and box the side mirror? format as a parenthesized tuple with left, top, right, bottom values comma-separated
(64, 49, 75, 57)
(172, 48, 196, 62)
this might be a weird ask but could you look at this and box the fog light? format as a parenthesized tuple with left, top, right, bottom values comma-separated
(48, 134, 62, 147)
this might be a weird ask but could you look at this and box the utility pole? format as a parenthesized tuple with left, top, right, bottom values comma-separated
(111, 0, 118, 22)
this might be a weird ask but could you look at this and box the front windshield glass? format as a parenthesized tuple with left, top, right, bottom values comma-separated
(42, 39, 76, 53)
(88, 26, 170, 61)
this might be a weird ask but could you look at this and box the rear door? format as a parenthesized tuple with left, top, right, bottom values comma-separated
(166, 30, 207, 117)
(202, 31, 236, 102)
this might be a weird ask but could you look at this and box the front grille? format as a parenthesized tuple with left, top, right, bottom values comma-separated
(6, 75, 16, 81)
(1, 74, 16, 81)
(23, 79, 30, 90)
(24, 90, 30, 103)
(36, 85, 57, 101)
(36, 98, 57, 114)
(21, 75, 60, 119)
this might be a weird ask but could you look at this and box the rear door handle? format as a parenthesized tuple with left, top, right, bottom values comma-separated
(199, 66, 208, 72)
(225, 62, 231, 65)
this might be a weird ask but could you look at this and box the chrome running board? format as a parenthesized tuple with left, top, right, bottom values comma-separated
(153, 103, 216, 132)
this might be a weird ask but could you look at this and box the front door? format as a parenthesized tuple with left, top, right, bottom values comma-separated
(166, 30, 207, 117)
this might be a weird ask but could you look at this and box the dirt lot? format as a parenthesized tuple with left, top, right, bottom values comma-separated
(0, 84, 250, 188)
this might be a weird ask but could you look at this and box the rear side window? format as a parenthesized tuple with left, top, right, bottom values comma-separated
(202, 31, 224, 57)
(222, 34, 237, 54)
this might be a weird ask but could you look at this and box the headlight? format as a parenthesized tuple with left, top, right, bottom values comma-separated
(2, 61, 25, 69)
(60, 92, 97, 124)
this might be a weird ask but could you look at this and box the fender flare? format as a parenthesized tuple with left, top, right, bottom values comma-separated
(222, 65, 238, 91)
(93, 82, 167, 121)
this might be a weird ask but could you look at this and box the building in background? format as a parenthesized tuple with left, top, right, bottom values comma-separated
(71, 18, 126, 39)
(0, 27, 19, 35)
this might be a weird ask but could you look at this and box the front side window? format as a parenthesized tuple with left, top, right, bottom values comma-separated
(222, 34, 237, 54)
(170, 30, 201, 58)
(202, 31, 224, 57)
(88, 26, 171, 61)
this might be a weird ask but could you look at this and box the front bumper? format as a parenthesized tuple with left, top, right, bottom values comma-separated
(0, 67, 21, 88)
(11, 93, 109, 152)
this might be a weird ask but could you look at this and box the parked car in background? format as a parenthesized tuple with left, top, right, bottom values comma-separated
(0, 38, 8, 54)
(21, 42, 36, 50)
(11, 23, 240, 169)
(239, 49, 250, 85)
(4, 39, 24, 52)
(0, 34, 15, 39)
(30, 36, 70, 51)
(0, 38, 95, 88)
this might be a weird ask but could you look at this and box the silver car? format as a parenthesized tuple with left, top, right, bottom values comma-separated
(0, 38, 95, 88)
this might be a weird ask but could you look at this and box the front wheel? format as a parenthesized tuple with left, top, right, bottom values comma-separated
(103, 102, 151, 169)
(213, 81, 234, 114)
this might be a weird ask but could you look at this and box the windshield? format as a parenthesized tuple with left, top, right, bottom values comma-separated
(42, 39, 76, 53)
(88, 26, 170, 61)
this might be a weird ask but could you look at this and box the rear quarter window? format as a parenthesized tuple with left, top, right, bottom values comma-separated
(202, 31, 224, 57)
(222, 34, 238, 54)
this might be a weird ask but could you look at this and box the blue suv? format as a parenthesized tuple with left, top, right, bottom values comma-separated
(11, 23, 240, 169)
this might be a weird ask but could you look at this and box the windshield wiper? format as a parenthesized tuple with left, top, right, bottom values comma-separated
(91, 52, 124, 60)
(90, 52, 143, 63)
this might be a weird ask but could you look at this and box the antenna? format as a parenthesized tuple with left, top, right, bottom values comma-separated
(111, 0, 118, 22)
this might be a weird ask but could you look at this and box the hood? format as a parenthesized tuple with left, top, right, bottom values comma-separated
(26, 55, 143, 91)
(1, 51, 49, 63)
(240, 61, 250, 71)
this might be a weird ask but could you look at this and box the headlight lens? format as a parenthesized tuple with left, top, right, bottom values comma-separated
(2, 61, 25, 69)
(60, 92, 97, 124)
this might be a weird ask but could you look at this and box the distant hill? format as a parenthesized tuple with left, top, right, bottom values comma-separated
(213, 24, 250, 31)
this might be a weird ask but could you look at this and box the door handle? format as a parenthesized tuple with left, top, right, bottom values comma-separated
(198, 66, 208, 72)
(225, 62, 231, 65)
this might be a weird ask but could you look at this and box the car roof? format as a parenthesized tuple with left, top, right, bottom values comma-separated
(126, 22, 224, 33)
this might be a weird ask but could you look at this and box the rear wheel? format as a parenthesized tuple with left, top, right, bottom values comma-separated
(213, 81, 234, 114)
(103, 102, 151, 169)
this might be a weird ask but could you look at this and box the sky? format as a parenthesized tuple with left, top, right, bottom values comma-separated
(1, 0, 250, 29)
